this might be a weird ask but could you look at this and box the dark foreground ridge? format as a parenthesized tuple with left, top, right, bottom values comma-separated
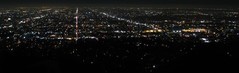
(0, 37, 237, 73)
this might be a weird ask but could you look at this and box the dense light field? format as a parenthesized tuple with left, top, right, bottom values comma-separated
(0, 7, 237, 73)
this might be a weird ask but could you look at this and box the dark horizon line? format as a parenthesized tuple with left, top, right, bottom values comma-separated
(0, 3, 238, 8)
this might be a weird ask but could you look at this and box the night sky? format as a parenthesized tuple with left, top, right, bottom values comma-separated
(0, 0, 238, 7)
